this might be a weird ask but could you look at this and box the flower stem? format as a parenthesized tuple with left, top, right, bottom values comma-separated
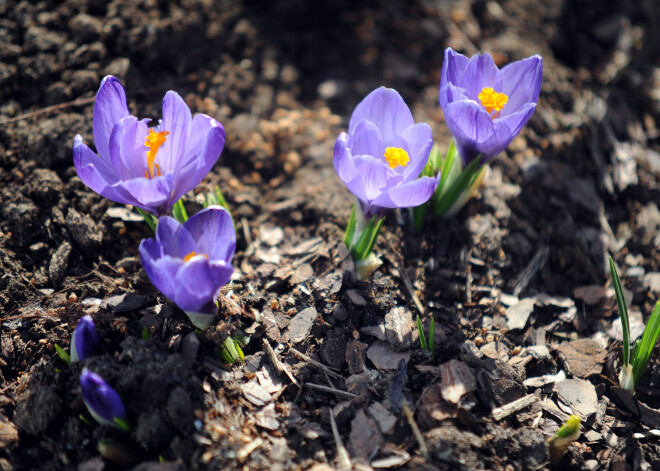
(344, 202, 384, 262)
(136, 208, 157, 232)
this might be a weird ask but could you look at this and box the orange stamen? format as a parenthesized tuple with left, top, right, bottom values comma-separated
(144, 129, 169, 178)
(183, 251, 208, 262)
(478, 87, 508, 117)
(384, 147, 410, 169)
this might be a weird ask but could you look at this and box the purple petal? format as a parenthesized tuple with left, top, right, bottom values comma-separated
(116, 173, 175, 215)
(74, 135, 139, 205)
(348, 87, 414, 145)
(460, 52, 502, 101)
(184, 207, 236, 262)
(93, 76, 130, 161)
(139, 239, 185, 300)
(173, 257, 222, 312)
(333, 133, 358, 185)
(74, 135, 119, 192)
(71, 315, 98, 362)
(351, 155, 392, 201)
(348, 119, 384, 158)
(171, 114, 225, 204)
(495, 103, 537, 142)
(155, 216, 195, 258)
(80, 369, 126, 424)
(371, 176, 438, 210)
(444, 100, 496, 165)
(158, 91, 192, 171)
(108, 116, 149, 180)
(395, 122, 433, 181)
(500, 55, 543, 117)
(440, 48, 470, 110)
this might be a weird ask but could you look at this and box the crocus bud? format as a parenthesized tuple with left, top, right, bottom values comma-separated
(80, 369, 128, 430)
(70, 315, 98, 362)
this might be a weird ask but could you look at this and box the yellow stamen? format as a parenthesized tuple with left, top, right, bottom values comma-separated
(384, 147, 410, 169)
(478, 87, 508, 116)
(144, 129, 169, 178)
(183, 251, 208, 262)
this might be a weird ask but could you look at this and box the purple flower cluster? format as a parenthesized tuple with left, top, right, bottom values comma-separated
(74, 77, 236, 329)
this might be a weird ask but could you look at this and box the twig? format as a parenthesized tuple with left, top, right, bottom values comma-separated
(512, 246, 549, 296)
(241, 218, 253, 246)
(305, 383, 357, 399)
(289, 347, 344, 380)
(329, 407, 352, 471)
(262, 339, 299, 386)
(389, 242, 424, 315)
(491, 394, 538, 421)
(0, 95, 95, 125)
(401, 399, 429, 461)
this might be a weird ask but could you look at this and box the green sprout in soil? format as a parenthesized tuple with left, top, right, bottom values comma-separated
(221, 336, 245, 364)
(610, 256, 660, 393)
(416, 315, 435, 357)
(549, 414, 581, 466)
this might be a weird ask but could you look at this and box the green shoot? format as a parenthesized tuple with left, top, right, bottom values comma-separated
(416, 315, 435, 357)
(55, 344, 71, 364)
(221, 336, 245, 364)
(141, 326, 151, 340)
(549, 415, 580, 465)
(136, 207, 157, 232)
(610, 256, 660, 392)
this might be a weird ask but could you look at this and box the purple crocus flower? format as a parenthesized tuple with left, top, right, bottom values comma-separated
(138, 206, 235, 329)
(70, 315, 98, 362)
(333, 87, 438, 219)
(439, 47, 543, 166)
(80, 368, 126, 428)
(73, 76, 225, 216)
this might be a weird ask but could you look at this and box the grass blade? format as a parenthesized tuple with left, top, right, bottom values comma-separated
(609, 256, 630, 365)
(416, 315, 427, 350)
(632, 300, 660, 386)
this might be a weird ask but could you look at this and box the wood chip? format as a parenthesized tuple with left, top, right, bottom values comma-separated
(440, 360, 477, 404)
(366, 342, 411, 370)
(492, 394, 539, 421)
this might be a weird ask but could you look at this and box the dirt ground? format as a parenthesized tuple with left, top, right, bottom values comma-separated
(1, 0, 660, 469)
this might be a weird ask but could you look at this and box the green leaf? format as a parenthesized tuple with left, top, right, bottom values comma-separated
(632, 300, 660, 386)
(609, 256, 630, 366)
(416, 315, 427, 350)
(429, 317, 435, 357)
(141, 326, 151, 340)
(554, 414, 581, 439)
(344, 204, 358, 249)
(113, 417, 131, 432)
(431, 153, 483, 217)
(136, 208, 157, 232)
(172, 198, 189, 223)
(55, 344, 71, 364)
